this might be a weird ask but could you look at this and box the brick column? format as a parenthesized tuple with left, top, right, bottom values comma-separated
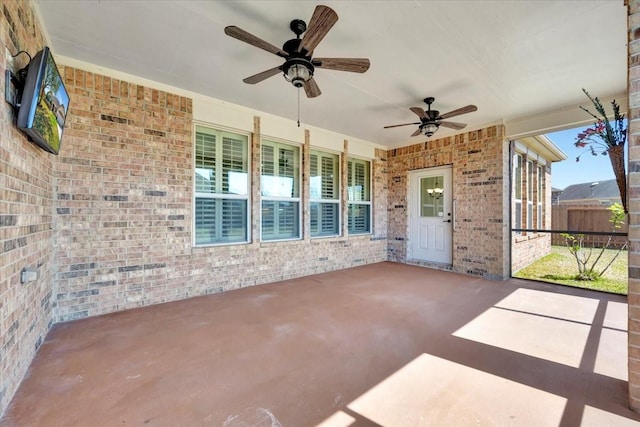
(303, 129, 311, 241)
(342, 139, 349, 237)
(628, 0, 640, 412)
(252, 116, 261, 244)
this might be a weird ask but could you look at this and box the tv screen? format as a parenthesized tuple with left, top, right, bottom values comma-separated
(16, 47, 70, 155)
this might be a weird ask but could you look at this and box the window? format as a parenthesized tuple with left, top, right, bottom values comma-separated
(514, 153, 522, 233)
(194, 125, 249, 245)
(527, 160, 534, 229)
(419, 176, 445, 217)
(347, 158, 371, 234)
(537, 165, 544, 228)
(310, 150, 340, 237)
(261, 140, 301, 240)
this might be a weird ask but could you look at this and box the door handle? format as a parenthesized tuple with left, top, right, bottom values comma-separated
(452, 199, 456, 231)
(443, 219, 451, 223)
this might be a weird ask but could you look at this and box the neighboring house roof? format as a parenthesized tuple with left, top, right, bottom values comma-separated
(558, 179, 619, 201)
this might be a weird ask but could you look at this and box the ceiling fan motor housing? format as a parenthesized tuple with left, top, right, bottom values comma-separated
(282, 26, 315, 88)
(283, 58, 315, 87)
(420, 122, 440, 137)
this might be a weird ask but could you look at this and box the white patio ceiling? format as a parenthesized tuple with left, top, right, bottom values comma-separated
(34, 0, 627, 147)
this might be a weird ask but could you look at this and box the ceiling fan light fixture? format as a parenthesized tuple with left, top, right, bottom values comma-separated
(284, 59, 314, 88)
(421, 123, 439, 137)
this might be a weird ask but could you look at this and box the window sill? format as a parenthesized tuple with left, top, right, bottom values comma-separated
(193, 240, 250, 248)
(260, 237, 304, 246)
(348, 232, 373, 237)
(311, 234, 342, 240)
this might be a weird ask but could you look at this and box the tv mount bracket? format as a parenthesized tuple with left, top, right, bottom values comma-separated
(5, 69, 24, 110)
(4, 50, 30, 111)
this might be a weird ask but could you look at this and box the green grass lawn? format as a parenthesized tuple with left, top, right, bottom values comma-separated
(514, 245, 628, 294)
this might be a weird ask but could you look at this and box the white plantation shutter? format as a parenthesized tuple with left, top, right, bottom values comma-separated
(320, 202, 339, 234)
(353, 162, 366, 201)
(261, 140, 301, 240)
(262, 201, 275, 237)
(280, 148, 294, 178)
(310, 202, 339, 236)
(321, 155, 336, 199)
(349, 204, 369, 232)
(222, 135, 246, 194)
(310, 203, 319, 234)
(221, 199, 247, 240)
(262, 144, 275, 177)
(347, 158, 371, 234)
(277, 201, 297, 236)
(310, 150, 340, 237)
(195, 198, 217, 242)
(195, 130, 216, 193)
(310, 152, 318, 177)
(194, 125, 249, 245)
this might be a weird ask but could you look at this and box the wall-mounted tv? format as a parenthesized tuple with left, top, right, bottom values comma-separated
(16, 47, 70, 155)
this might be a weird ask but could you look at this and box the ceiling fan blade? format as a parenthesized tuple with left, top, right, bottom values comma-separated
(411, 128, 422, 137)
(304, 77, 321, 98)
(383, 122, 421, 129)
(298, 5, 338, 54)
(224, 26, 287, 57)
(313, 58, 370, 73)
(439, 104, 478, 120)
(410, 107, 427, 119)
(439, 121, 467, 130)
(242, 66, 282, 84)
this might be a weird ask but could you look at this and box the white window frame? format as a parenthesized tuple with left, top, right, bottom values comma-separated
(347, 157, 372, 235)
(260, 138, 302, 241)
(310, 149, 341, 238)
(193, 123, 250, 246)
(527, 160, 534, 230)
(514, 153, 523, 234)
(537, 165, 544, 229)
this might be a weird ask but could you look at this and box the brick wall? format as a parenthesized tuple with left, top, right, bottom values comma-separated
(373, 147, 389, 237)
(512, 234, 552, 273)
(386, 125, 509, 279)
(53, 67, 388, 322)
(0, 0, 53, 416)
(628, 0, 640, 411)
(53, 67, 194, 320)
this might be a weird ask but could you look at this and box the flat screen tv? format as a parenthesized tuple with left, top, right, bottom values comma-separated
(16, 47, 70, 155)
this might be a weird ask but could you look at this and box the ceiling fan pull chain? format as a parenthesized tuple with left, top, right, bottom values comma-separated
(297, 87, 301, 127)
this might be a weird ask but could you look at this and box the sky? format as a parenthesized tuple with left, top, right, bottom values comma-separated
(545, 126, 618, 190)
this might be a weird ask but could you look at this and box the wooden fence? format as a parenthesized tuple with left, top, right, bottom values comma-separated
(551, 205, 628, 248)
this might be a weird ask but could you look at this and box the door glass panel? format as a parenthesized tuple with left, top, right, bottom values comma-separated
(420, 176, 444, 217)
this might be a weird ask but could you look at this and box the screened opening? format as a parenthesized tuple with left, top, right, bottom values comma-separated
(510, 131, 628, 295)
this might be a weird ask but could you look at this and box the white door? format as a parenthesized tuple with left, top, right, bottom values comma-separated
(408, 166, 453, 264)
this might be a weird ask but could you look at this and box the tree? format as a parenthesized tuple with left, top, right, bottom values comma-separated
(561, 202, 627, 281)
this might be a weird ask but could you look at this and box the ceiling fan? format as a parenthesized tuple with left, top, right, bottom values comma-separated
(384, 97, 478, 137)
(224, 5, 370, 98)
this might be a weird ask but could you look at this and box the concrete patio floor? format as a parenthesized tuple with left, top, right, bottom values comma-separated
(1, 262, 639, 426)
